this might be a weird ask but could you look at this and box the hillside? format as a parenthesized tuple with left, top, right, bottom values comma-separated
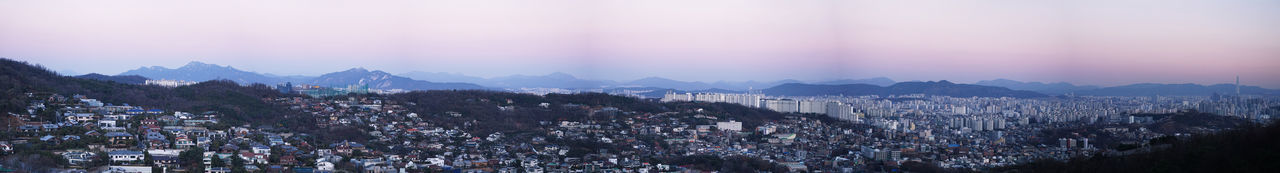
(308, 68, 489, 90)
(73, 73, 148, 84)
(0, 58, 294, 126)
(381, 90, 831, 134)
(1032, 111, 1249, 150)
(997, 120, 1280, 172)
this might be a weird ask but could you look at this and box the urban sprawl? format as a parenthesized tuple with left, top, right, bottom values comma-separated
(3, 82, 1276, 173)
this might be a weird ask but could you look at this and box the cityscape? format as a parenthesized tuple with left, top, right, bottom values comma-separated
(3, 0, 1280, 173)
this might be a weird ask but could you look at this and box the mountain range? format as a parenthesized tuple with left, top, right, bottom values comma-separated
(102, 61, 1279, 96)
(975, 79, 1280, 96)
(974, 79, 1100, 95)
(307, 68, 487, 90)
(121, 61, 282, 85)
(118, 62, 487, 91)
(1072, 83, 1280, 96)
(0, 58, 290, 125)
(74, 73, 148, 85)
(399, 71, 884, 91)
(763, 81, 1049, 98)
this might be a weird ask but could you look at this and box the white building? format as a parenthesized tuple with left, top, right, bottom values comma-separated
(317, 161, 335, 171)
(715, 121, 743, 131)
(661, 92, 693, 102)
(825, 102, 859, 121)
(764, 99, 799, 113)
(107, 166, 153, 173)
(798, 100, 827, 114)
(80, 99, 104, 107)
(109, 150, 144, 162)
(145, 79, 198, 88)
(692, 93, 764, 108)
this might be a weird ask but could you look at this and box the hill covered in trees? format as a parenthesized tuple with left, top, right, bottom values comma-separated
(998, 120, 1280, 173)
(380, 90, 833, 135)
(73, 73, 148, 85)
(0, 58, 295, 126)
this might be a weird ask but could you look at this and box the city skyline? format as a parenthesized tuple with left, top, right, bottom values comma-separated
(3, 0, 1279, 87)
(1, 1, 1278, 171)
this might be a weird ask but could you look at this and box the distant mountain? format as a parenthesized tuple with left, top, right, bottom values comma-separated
(1074, 83, 1280, 96)
(0, 58, 292, 126)
(815, 77, 897, 86)
(401, 71, 620, 89)
(120, 61, 281, 85)
(400, 72, 901, 91)
(309, 68, 488, 90)
(707, 79, 803, 91)
(615, 87, 743, 98)
(398, 71, 489, 84)
(623, 77, 719, 90)
(761, 83, 883, 97)
(973, 79, 1280, 96)
(974, 79, 1099, 95)
(120, 62, 490, 91)
(74, 73, 148, 84)
(485, 72, 617, 89)
(763, 81, 1048, 98)
(120, 62, 1280, 96)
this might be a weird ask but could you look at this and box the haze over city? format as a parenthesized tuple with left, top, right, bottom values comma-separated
(3, 0, 1278, 87)
(6, 0, 1280, 173)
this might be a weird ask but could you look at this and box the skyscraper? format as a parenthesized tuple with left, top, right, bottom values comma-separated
(1237, 76, 1242, 104)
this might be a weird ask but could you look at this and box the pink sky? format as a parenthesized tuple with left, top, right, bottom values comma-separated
(1, 0, 1278, 87)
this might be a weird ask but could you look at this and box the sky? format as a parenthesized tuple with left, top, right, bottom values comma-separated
(1, 0, 1278, 87)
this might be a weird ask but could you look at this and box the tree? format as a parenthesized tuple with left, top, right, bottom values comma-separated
(230, 155, 246, 173)
(180, 148, 205, 171)
(88, 151, 110, 168)
(211, 154, 226, 168)
(351, 149, 364, 158)
(143, 153, 153, 166)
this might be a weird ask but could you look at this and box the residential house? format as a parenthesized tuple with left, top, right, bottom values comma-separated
(61, 150, 97, 166)
(109, 150, 145, 162)
(106, 132, 134, 147)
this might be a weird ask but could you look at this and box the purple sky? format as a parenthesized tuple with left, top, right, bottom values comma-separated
(2, 0, 1278, 87)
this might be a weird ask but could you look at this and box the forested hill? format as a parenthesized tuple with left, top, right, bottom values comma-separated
(0, 58, 292, 125)
(73, 73, 148, 84)
(382, 91, 827, 134)
(996, 119, 1280, 172)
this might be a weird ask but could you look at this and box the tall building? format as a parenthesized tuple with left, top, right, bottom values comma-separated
(716, 121, 743, 131)
(764, 99, 799, 113)
(1059, 138, 1069, 149)
(661, 92, 692, 102)
(715, 93, 763, 108)
(825, 102, 858, 121)
(798, 100, 827, 114)
(676, 92, 764, 107)
(277, 82, 293, 94)
(952, 105, 968, 115)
